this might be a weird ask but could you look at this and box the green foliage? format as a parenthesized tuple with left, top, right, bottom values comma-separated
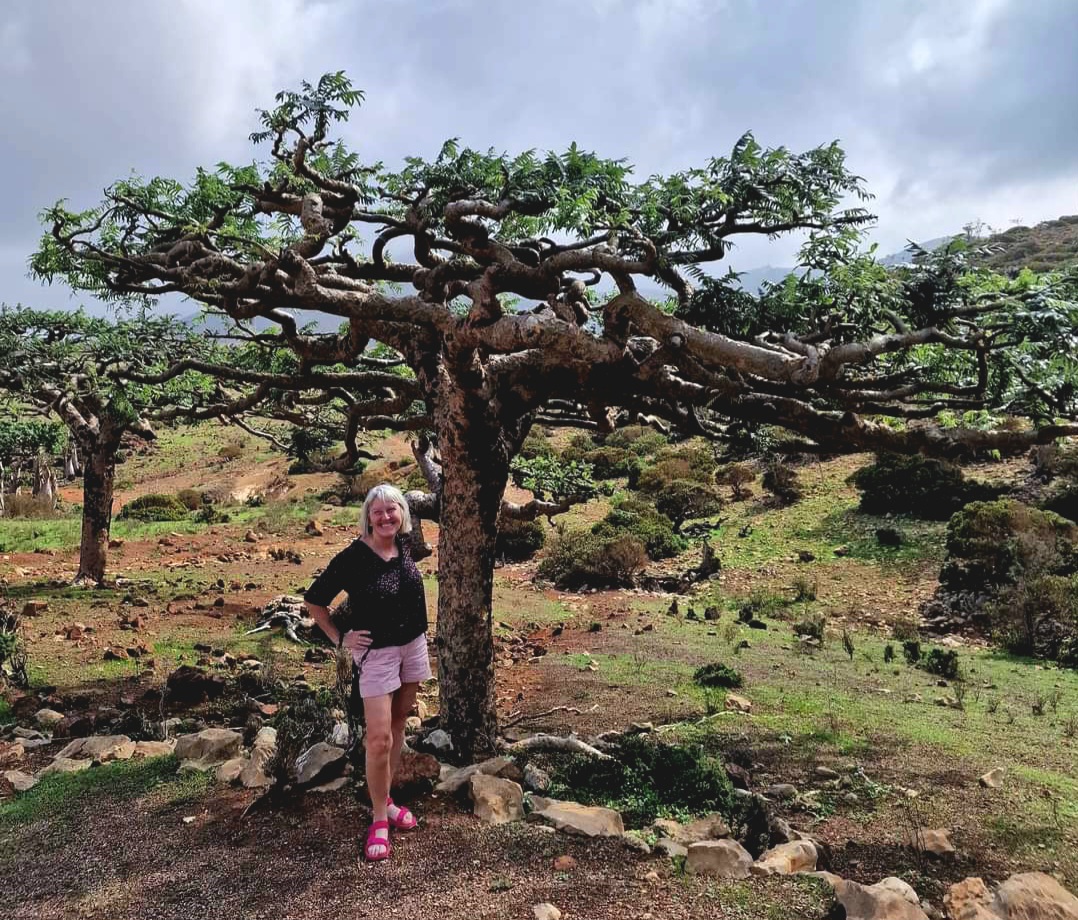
(762, 461, 802, 506)
(921, 648, 961, 680)
(0, 419, 65, 461)
(654, 480, 724, 532)
(851, 453, 999, 519)
(537, 528, 647, 589)
(794, 615, 827, 645)
(990, 572, 1078, 664)
(548, 734, 738, 828)
(286, 426, 336, 465)
(118, 493, 190, 522)
(510, 455, 596, 502)
(0, 610, 29, 688)
(692, 663, 743, 689)
(269, 694, 335, 785)
(592, 497, 686, 560)
(175, 488, 205, 511)
(902, 639, 922, 664)
(519, 429, 555, 460)
(495, 516, 546, 562)
(715, 462, 755, 500)
(602, 426, 669, 457)
(941, 500, 1078, 591)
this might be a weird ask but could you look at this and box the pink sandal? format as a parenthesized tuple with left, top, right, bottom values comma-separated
(386, 797, 418, 831)
(364, 820, 391, 861)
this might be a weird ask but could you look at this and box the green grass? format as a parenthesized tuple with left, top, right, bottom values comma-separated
(0, 755, 212, 831)
(0, 697, 12, 725)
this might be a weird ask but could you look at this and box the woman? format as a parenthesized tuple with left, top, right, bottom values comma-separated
(304, 482, 432, 861)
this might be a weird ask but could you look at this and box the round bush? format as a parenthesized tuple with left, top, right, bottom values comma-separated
(592, 499, 686, 560)
(851, 452, 998, 519)
(118, 493, 189, 522)
(496, 517, 546, 562)
(537, 528, 647, 589)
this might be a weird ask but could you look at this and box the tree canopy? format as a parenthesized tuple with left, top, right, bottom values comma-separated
(29, 72, 1078, 756)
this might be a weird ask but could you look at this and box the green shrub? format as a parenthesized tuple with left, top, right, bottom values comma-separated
(175, 488, 205, 511)
(692, 663, 743, 689)
(761, 461, 802, 506)
(654, 480, 724, 532)
(851, 452, 999, 519)
(1041, 484, 1078, 524)
(519, 429, 555, 460)
(902, 639, 922, 664)
(118, 493, 189, 522)
(921, 647, 960, 680)
(941, 500, 1078, 591)
(496, 516, 546, 562)
(593, 498, 686, 560)
(715, 462, 755, 500)
(548, 735, 737, 828)
(603, 426, 669, 457)
(218, 442, 245, 461)
(989, 572, 1078, 661)
(793, 615, 826, 645)
(582, 446, 633, 479)
(739, 588, 786, 622)
(193, 506, 231, 525)
(537, 528, 647, 589)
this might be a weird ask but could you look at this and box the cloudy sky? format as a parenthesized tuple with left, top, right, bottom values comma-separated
(2, 0, 1076, 312)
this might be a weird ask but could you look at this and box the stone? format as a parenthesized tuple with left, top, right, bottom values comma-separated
(34, 708, 65, 729)
(532, 904, 562, 920)
(725, 693, 752, 713)
(906, 827, 955, 858)
(653, 813, 731, 845)
(979, 768, 1006, 789)
(655, 837, 689, 858)
(328, 720, 350, 747)
(305, 519, 325, 536)
(103, 646, 130, 661)
(294, 741, 346, 786)
(244, 530, 260, 543)
(685, 839, 754, 878)
(395, 750, 441, 790)
(425, 728, 453, 753)
(239, 727, 277, 788)
(993, 872, 1078, 919)
(873, 878, 921, 906)
(56, 735, 135, 763)
(404, 716, 422, 732)
(132, 740, 174, 759)
(765, 783, 798, 800)
(814, 766, 841, 780)
(216, 757, 246, 784)
(751, 839, 818, 876)
(165, 665, 226, 705)
(523, 763, 551, 793)
(725, 762, 752, 788)
(51, 714, 94, 739)
(41, 757, 93, 776)
(552, 855, 578, 871)
(528, 796, 624, 837)
(21, 599, 48, 617)
(174, 728, 243, 770)
(944, 878, 995, 920)
(2, 769, 37, 792)
(0, 740, 26, 766)
(435, 756, 517, 795)
(469, 773, 524, 825)
(831, 878, 930, 920)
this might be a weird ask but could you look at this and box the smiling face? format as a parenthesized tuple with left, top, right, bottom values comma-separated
(367, 497, 403, 540)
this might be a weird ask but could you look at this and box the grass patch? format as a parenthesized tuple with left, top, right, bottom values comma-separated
(0, 755, 211, 831)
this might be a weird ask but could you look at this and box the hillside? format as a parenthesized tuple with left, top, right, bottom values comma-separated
(974, 214, 1078, 274)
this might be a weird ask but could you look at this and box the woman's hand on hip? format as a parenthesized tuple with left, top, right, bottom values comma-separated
(341, 630, 372, 652)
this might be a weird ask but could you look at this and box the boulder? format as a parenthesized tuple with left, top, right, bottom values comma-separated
(765, 783, 798, 800)
(52, 714, 94, 739)
(725, 693, 752, 713)
(174, 728, 243, 770)
(652, 813, 731, 845)
(528, 796, 624, 837)
(685, 839, 754, 878)
(906, 827, 955, 858)
(978, 768, 1006, 789)
(435, 756, 518, 795)
(56, 735, 135, 764)
(216, 757, 246, 784)
(395, 750, 441, 790)
(751, 839, 818, 876)
(523, 763, 551, 793)
(655, 837, 689, 858)
(34, 708, 66, 729)
(2, 769, 37, 793)
(0, 740, 26, 767)
(945, 878, 996, 920)
(294, 741, 346, 786)
(40, 757, 93, 776)
(831, 878, 929, 920)
(469, 773, 524, 825)
(132, 740, 175, 759)
(532, 905, 562, 920)
(165, 665, 226, 705)
(239, 727, 276, 788)
(993, 872, 1078, 919)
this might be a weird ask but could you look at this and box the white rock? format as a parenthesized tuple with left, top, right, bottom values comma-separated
(532, 904, 562, 920)
(56, 735, 135, 764)
(751, 840, 818, 876)
(528, 796, 624, 837)
(174, 728, 243, 770)
(685, 839, 754, 878)
(34, 708, 65, 729)
(2, 770, 37, 792)
(469, 773, 524, 825)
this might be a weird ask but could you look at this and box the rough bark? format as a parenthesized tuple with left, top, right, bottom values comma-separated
(431, 374, 509, 761)
(75, 437, 119, 585)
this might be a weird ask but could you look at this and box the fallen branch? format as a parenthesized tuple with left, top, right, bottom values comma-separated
(501, 704, 598, 729)
(501, 733, 613, 760)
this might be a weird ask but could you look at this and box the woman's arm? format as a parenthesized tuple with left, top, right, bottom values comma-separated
(304, 601, 341, 647)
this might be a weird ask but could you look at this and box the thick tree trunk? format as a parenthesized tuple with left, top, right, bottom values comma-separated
(433, 381, 509, 761)
(75, 439, 118, 585)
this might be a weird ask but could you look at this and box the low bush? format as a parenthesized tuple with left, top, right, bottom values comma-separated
(118, 493, 189, 522)
(519, 429, 555, 461)
(714, 462, 755, 500)
(496, 516, 546, 562)
(793, 615, 826, 645)
(851, 452, 999, 519)
(175, 488, 205, 511)
(989, 572, 1078, 663)
(1041, 484, 1078, 524)
(921, 647, 960, 680)
(537, 528, 647, 589)
(761, 461, 802, 506)
(692, 663, 743, 689)
(592, 498, 686, 561)
(0, 493, 62, 519)
(548, 734, 737, 828)
(902, 639, 922, 664)
(218, 442, 245, 461)
(941, 500, 1078, 592)
(738, 588, 786, 623)
(603, 425, 669, 457)
(654, 480, 724, 532)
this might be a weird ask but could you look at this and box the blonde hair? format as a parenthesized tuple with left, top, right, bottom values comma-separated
(359, 483, 412, 536)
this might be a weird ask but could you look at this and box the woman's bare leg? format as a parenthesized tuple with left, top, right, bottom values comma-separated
(362, 693, 393, 856)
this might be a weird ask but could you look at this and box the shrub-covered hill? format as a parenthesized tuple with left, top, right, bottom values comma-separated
(973, 214, 1078, 274)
